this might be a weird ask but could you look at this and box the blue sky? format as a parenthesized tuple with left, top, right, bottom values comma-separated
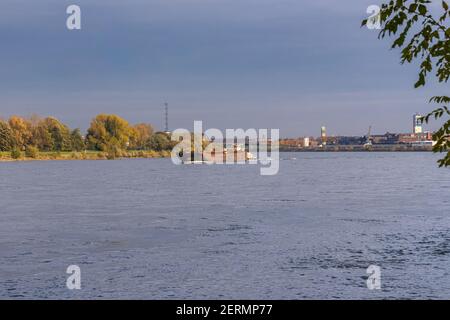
(0, 0, 445, 136)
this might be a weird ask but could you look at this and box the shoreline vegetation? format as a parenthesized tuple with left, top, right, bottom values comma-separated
(0, 150, 171, 162)
(0, 114, 175, 162)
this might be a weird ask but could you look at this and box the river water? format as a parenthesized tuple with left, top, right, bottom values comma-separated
(0, 152, 449, 299)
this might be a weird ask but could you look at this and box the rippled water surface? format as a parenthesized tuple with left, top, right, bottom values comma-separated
(1, 152, 449, 299)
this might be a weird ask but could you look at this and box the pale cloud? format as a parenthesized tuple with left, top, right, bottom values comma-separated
(0, 0, 443, 136)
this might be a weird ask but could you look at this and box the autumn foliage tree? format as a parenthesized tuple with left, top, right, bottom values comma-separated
(1, 115, 85, 153)
(30, 119, 54, 151)
(8, 116, 32, 150)
(1, 113, 162, 157)
(86, 114, 133, 151)
(363, 0, 450, 166)
(130, 123, 154, 150)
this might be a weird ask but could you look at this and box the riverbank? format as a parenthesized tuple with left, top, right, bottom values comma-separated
(0, 150, 171, 162)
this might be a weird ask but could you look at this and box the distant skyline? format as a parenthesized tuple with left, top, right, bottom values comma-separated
(0, 0, 445, 136)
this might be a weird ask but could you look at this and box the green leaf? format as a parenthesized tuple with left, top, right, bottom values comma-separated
(418, 4, 427, 15)
(414, 72, 426, 87)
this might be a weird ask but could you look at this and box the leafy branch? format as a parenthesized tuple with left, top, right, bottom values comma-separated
(363, 0, 450, 166)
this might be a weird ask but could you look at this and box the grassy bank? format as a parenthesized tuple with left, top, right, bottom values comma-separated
(0, 150, 172, 162)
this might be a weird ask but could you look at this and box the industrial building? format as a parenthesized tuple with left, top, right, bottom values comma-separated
(279, 114, 435, 150)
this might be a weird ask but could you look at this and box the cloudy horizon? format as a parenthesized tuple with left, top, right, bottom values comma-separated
(0, 0, 445, 137)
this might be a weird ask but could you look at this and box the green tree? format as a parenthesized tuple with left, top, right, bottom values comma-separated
(86, 114, 132, 151)
(0, 120, 14, 151)
(30, 120, 54, 151)
(147, 132, 172, 151)
(44, 117, 72, 151)
(70, 128, 85, 151)
(363, 0, 450, 167)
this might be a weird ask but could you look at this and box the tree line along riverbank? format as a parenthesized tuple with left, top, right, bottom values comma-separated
(0, 114, 174, 161)
(0, 150, 172, 162)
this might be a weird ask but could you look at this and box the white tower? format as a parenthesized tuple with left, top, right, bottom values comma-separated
(413, 113, 423, 134)
(321, 126, 327, 146)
